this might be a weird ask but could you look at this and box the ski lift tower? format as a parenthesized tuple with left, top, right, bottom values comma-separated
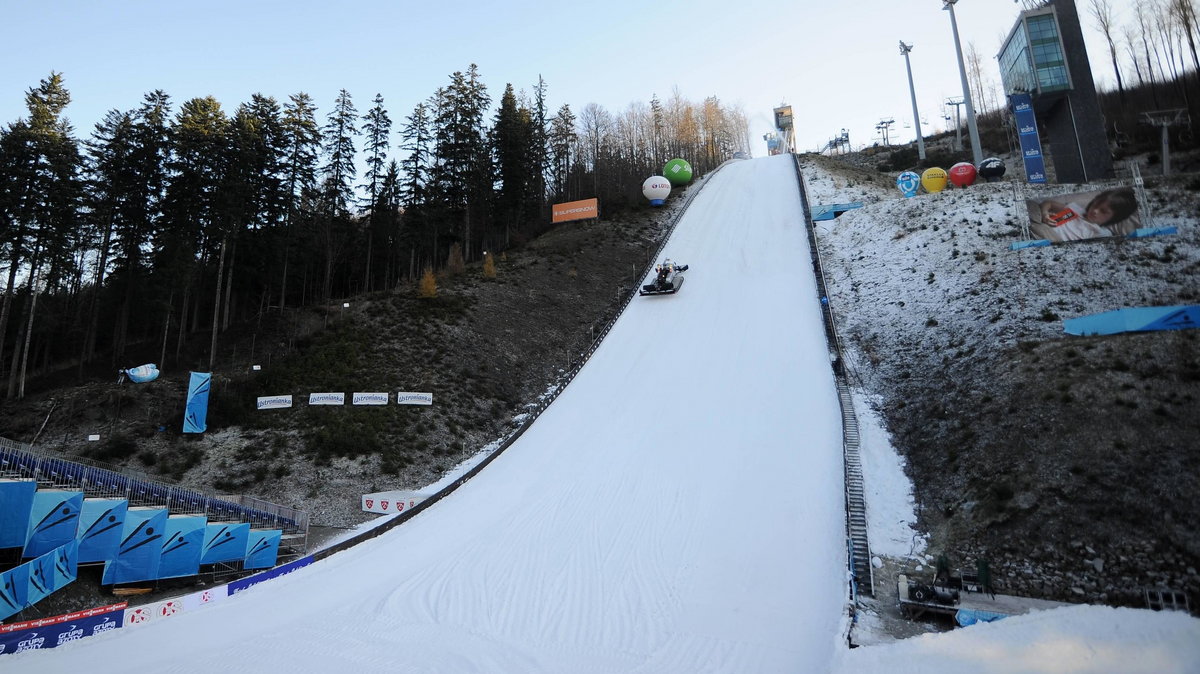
(773, 104, 795, 154)
(1141, 109, 1190, 176)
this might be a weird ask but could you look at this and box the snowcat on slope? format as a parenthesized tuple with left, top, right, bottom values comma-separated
(640, 259, 689, 296)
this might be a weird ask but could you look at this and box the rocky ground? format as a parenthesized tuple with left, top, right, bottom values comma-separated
(801, 151, 1200, 619)
(3, 153, 1197, 628)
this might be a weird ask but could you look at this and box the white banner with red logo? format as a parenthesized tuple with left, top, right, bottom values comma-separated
(123, 587, 227, 629)
(361, 490, 429, 514)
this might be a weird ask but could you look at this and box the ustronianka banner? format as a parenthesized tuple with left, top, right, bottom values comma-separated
(352, 392, 389, 406)
(308, 392, 345, 406)
(183, 371, 211, 433)
(396, 392, 433, 405)
(1010, 93, 1046, 184)
(257, 395, 293, 410)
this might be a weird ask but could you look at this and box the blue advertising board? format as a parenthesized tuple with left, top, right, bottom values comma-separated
(1010, 93, 1046, 184)
(77, 498, 128, 563)
(201, 522, 250, 564)
(0, 480, 36, 549)
(183, 371, 211, 433)
(101, 507, 167, 585)
(25, 490, 83, 557)
(0, 604, 124, 656)
(159, 515, 206, 579)
(228, 555, 314, 595)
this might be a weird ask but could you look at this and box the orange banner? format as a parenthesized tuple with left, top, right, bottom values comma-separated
(552, 198, 599, 223)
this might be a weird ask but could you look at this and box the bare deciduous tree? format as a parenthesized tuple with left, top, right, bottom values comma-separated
(1089, 0, 1126, 100)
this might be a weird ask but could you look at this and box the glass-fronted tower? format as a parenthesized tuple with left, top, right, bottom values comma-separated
(997, 0, 1111, 183)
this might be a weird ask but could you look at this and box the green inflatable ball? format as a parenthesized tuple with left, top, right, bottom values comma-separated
(663, 158, 693, 186)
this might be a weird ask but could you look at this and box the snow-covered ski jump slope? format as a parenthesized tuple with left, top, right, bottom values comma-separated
(25, 154, 850, 672)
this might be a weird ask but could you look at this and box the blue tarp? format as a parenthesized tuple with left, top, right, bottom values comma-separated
(25, 490, 83, 558)
(101, 507, 167, 585)
(0, 479, 36, 549)
(1127, 226, 1178, 239)
(52, 540, 79, 591)
(77, 498, 128, 563)
(244, 529, 282, 569)
(124, 363, 159, 383)
(1014, 226, 1176, 250)
(201, 522, 250, 564)
(1064, 305, 1200, 336)
(183, 371, 211, 434)
(1010, 239, 1052, 250)
(811, 202, 864, 221)
(159, 515, 206, 579)
(26, 548, 57, 607)
(0, 563, 30, 621)
(956, 608, 1009, 627)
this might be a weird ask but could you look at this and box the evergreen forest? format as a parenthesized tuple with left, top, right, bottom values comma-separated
(0, 67, 752, 399)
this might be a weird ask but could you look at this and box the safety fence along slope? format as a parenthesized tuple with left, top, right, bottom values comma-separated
(789, 154, 874, 599)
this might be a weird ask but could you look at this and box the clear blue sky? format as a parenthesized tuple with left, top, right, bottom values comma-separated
(3, 1, 1131, 159)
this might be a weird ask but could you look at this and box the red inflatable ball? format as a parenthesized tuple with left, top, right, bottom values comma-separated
(948, 162, 977, 188)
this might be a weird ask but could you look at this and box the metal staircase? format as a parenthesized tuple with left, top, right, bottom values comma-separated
(790, 154, 875, 598)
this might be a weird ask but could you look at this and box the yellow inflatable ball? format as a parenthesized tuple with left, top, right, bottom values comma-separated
(920, 167, 948, 193)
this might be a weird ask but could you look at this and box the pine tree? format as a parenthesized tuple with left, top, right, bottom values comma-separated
(548, 104, 576, 200)
(317, 89, 357, 303)
(0, 72, 84, 397)
(492, 83, 533, 247)
(526, 76, 550, 228)
(278, 92, 322, 309)
(320, 89, 357, 218)
(359, 93, 391, 292)
(399, 102, 431, 210)
(159, 96, 230, 362)
(376, 159, 404, 288)
(430, 66, 491, 262)
(130, 90, 173, 364)
(80, 108, 137, 366)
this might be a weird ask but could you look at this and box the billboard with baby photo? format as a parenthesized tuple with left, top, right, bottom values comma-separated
(1024, 186, 1141, 243)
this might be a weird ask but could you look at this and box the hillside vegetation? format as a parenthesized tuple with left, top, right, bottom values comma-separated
(804, 151, 1200, 609)
(4, 153, 1198, 617)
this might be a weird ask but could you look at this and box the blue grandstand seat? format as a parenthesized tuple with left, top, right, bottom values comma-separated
(89, 470, 130, 498)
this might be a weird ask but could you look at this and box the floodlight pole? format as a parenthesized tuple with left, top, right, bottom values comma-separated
(900, 41, 926, 160)
(943, 0, 983, 166)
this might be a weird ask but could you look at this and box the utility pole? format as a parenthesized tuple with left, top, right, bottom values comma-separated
(900, 41, 926, 160)
(943, 0, 984, 165)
